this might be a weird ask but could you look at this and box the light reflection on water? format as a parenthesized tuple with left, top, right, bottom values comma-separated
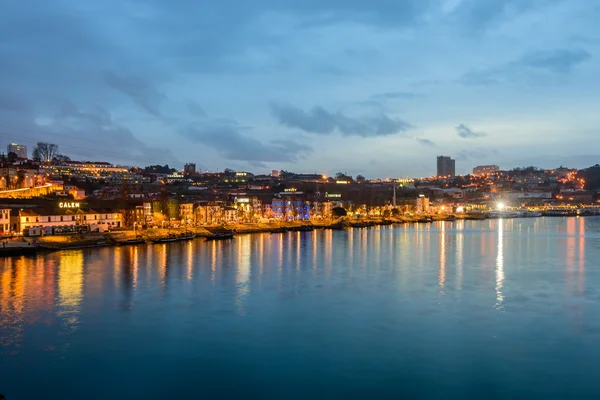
(1, 217, 600, 398)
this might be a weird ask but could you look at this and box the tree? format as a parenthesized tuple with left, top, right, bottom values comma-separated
(391, 208, 400, 217)
(52, 154, 71, 164)
(6, 152, 18, 162)
(382, 209, 391, 218)
(32, 142, 59, 163)
(332, 206, 347, 217)
(356, 174, 366, 184)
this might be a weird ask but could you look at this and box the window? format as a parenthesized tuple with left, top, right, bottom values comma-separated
(72, 216, 75, 221)
(83, 216, 87, 220)
(48, 217, 51, 222)
(36, 217, 39, 222)
(95, 215, 97, 220)
(60, 216, 63, 221)
(25, 217, 29, 222)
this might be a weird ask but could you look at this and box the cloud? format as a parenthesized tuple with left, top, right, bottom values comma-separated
(105, 71, 166, 116)
(461, 48, 592, 86)
(186, 100, 207, 117)
(270, 103, 412, 137)
(180, 121, 312, 162)
(456, 147, 498, 161)
(456, 124, 487, 138)
(416, 137, 436, 147)
(0, 100, 178, 166)
(516, 48, 591, 73)
(371, 91, 420, 100)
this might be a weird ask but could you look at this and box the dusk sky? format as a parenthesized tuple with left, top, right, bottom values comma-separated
(1, 0, 599, 178)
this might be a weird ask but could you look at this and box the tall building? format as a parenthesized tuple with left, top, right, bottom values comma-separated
(437, 156, 456, 178)
(7, 143, 27, 159)
(473, 165, 499, 175)
(183, 163, 196, 175)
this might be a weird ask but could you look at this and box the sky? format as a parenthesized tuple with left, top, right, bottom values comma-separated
(1, 0, 599, 178)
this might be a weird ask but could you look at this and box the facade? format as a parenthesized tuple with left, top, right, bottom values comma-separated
(416, 196, 430, 213)
(183, 163, 196, 175)
(179, 203, 195, 222)
(0, 208, 10, 233)
(195, 204, 223, 224)
(437, 156, 456, 178)
(8, 143, 27, 159)
(271, 198, 310, 220)
(18, 209, 123, 235)
(41, 162, 146, 183)
(473, 165, 499, 175)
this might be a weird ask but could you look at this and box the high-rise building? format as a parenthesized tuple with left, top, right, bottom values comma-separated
(437, 156, 456, 178)
(183, 163, 196, 175)
(473, 165, 499, 175)
(7, 143, 27, 159)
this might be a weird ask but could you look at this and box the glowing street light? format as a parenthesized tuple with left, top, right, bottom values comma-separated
(497, 203, 505, 210)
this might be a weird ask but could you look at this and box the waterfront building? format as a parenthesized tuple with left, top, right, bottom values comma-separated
(17, 208, 123, 235)
(179, 203, 195, 223)
(416, 195, 430, 213)
(7, 143, 27, 159)
(437, 156, 456, 178)
(0, 208, 10, 233)
(271, 197, 310, 220)
(195, 204, 223, 224)
(473, 165, 499, 175)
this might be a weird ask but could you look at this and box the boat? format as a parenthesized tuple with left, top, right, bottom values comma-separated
(295, 225, 315, 232)
(205, 232, 234, 240)
(118, 238, 146, 246)
(443, 215, 456, 221)
(463, 213, 487, 220)
(270, 227, 288, 234)
(152, 235, 180, 243)
(542, 209, 577, 217)
(379, 220, 393, 225)
(326, 222, 344, 230)
(487, 210, 520, 219)
(177, 234, 195, 241)
(519, 210, 542, 218)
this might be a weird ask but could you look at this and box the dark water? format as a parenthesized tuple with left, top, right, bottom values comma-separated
(2, 218, 600, 399)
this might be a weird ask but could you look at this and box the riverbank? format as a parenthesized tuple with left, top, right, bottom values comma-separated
(3, 212, 598, 256)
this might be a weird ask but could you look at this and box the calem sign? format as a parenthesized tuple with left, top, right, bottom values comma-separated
(59, 202, 80, 209)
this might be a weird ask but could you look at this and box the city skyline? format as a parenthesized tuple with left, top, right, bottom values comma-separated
(1, 1, 599, 177)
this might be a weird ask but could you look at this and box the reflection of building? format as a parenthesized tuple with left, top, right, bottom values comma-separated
(473, 165, 499, 175)
(8, 143, 27, 159)
(437, 156, 456, 178)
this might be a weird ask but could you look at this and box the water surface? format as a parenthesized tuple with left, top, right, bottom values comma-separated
(2, 218, 600, 399)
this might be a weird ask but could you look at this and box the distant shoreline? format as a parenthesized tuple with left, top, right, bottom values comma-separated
(2, 213, 598, 257)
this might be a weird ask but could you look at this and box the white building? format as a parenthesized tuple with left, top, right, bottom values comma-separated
(18, 209, 123, 235)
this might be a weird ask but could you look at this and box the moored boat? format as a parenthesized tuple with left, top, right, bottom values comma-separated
(205, 232, 234, 240)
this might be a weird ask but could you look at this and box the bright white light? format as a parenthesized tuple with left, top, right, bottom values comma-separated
(497, 203, 505, 210)
(456, 206, 464, 213)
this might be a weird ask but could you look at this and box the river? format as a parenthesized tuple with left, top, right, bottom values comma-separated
(1, 217, 600, 398)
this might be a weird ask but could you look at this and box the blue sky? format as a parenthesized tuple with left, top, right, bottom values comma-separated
(0, 0, 599, 177)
